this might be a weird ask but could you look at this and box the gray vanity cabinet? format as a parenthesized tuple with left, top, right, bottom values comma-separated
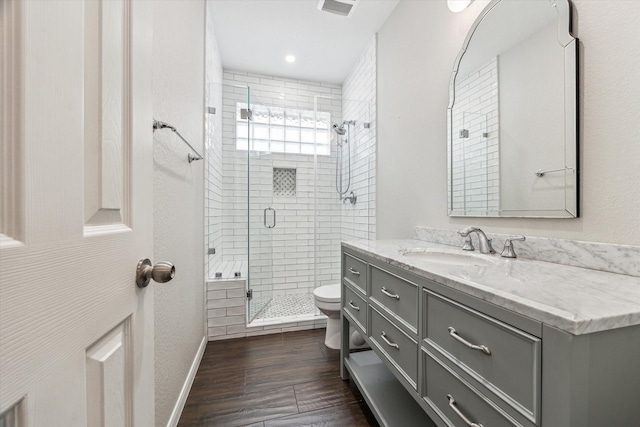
(340, 245, 640, 427)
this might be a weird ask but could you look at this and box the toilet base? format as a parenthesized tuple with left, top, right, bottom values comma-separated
(323, 316, 369, 350)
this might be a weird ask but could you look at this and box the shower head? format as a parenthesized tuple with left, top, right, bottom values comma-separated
(332, 123, 346, 135)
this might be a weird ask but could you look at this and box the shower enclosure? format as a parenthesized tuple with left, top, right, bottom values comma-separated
(206, 81, 372, 327)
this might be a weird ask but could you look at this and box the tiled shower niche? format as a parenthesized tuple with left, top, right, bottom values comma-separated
(273, 168, 296, 197)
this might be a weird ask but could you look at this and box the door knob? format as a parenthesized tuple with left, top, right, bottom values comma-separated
(136, 258, 175, 288)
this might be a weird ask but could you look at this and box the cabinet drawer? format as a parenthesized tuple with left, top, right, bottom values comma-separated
(370, 265, 418, 331)
(343, 284, 367, 332)
(423, 350, 521, 427)
(369, 306, 418, 388)
(425, 291, 540, 419)
(344, 253, 367, 293)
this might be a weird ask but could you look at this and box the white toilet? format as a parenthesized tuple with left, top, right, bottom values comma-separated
(313, 284, 368, 350)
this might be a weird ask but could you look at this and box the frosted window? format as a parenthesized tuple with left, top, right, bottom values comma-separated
(285, 128, 300, 142)
(235, 102, 331, 156)
(301, 128, 314, 143)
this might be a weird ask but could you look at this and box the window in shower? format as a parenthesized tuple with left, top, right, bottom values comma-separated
(235, 102, 331, 155)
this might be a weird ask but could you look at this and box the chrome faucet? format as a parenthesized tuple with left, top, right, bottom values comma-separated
(457, 227, 495, 254)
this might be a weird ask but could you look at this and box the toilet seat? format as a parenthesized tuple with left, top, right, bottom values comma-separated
(313, 284, 340, 303)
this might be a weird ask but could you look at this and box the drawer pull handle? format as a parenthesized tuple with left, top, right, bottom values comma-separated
(348, 267, 361, 276)
(448, 327, 491, 355)
(380, 287, 400, 300)
(348, 300, 360, 311)
(380, 331, 399, 349)
(447, 394, 484, 427)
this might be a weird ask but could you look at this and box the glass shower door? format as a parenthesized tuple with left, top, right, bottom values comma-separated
(246, 88, 274, 322)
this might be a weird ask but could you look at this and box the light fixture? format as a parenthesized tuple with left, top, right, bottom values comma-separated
(447, 0, 472, 13)
(285, 55, 296, 63)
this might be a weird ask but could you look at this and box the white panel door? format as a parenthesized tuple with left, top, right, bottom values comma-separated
(0, 1, 155, 425)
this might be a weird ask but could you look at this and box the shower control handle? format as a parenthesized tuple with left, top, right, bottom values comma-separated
(263, 207, 276, 229)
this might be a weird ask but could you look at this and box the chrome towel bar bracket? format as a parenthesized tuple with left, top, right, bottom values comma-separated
(153, 119, 203, 163)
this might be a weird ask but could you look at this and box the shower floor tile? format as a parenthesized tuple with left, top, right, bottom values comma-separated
(252, 293, 322, 323)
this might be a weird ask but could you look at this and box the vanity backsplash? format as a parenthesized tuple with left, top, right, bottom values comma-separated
(414, 227, 640, 278)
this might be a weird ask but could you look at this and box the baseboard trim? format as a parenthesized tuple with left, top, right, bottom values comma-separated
(166, 335, 207, 427)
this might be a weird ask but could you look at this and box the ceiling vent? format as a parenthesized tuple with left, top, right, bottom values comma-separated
(317, 0, 359, 17)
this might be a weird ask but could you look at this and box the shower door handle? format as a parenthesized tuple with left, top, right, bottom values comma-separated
(264, 207, 276, 229)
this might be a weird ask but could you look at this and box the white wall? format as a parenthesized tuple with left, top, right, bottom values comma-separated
(152, 1, 206, 425)
(377, 0, 640, 246)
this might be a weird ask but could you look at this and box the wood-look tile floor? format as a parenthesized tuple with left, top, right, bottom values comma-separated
(178, 329, 379, 427)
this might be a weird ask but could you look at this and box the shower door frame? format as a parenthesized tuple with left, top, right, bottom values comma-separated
(246, 87, 276, 322)
(245, 93, 340, 325)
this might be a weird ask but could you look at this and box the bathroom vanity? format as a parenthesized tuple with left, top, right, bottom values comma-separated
(340, 239, 640, 427)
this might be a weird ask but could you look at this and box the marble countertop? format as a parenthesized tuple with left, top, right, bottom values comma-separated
(343, 239, 640, 335)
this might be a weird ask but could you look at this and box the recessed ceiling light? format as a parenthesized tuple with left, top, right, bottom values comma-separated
(447, 0, 472, 13)
(285, 55, 296, 63)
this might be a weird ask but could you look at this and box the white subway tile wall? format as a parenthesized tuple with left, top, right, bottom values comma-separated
(342, 36, 377, 241)
(450, 57, 500, 214)
(222, 70, 343, 302)
(204, 36, 377, 340)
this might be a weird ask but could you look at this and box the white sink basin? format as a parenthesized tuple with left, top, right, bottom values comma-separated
(399, 248, 496, 267)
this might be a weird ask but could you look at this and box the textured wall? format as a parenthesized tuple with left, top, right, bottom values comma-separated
(377, 0, 640, 245)
(152, 1, 205, 425)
